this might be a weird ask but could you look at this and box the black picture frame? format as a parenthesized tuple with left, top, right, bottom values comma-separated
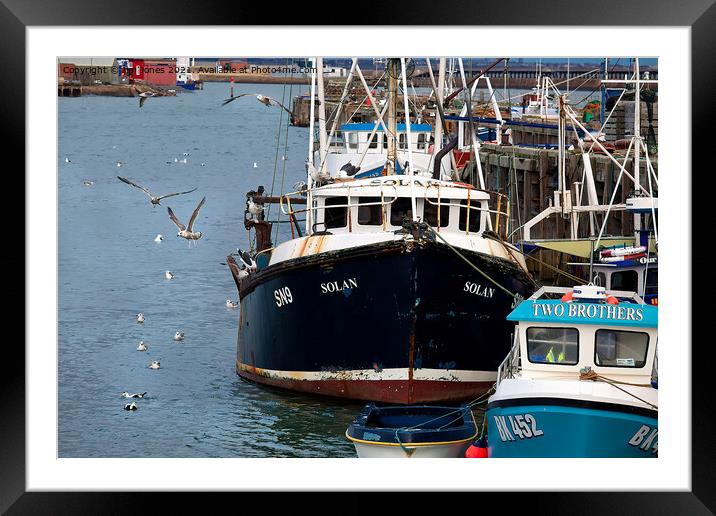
(7, 0, 715, 512)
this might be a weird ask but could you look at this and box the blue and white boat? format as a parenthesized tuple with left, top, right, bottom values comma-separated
(486, 284, 658, 458)
(346, 403, 477, 458)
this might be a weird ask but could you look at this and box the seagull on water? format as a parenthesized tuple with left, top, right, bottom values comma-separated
(116, 161, 125, 168)
(122, 391, 147, 398)
(137, 340, 148, 351)
(154, 234, 163, 242)
(221, 93, 294, 118)
(167, 196, 206, 241)
(253, 162, 258, 168)
(137, 313, 145, 324)
(149, 360, 160, 370)
(124, 402, 138, 410)
(226, 299, 238, 309)
(117, 176, 197, 207)
(65, 157, 72, 163)
(83, 180, 94, 186)
(165, 270, 174, 280)
(173, 332, 185, 341)
(200, 162, 206, 167)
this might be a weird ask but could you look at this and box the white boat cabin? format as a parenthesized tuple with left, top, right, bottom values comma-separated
(499, 285, 658, 385)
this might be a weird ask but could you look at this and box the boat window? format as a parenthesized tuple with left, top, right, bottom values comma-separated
(459, 200, 481, 232)
(331, 130, 345, 148)
(399, 133, 407, 149)
(358, 196, 383, 226)
(611, 270, 638, 292)
(368, 133, 379, 149)
(391, 197, 413, 226)
(595, 330, 649, 368)
(324, 197, 347, 229)
(526, 327, 579, 365)
(644, 269, 658, 296)
(417, 133, 427, 150)
(347, 133, 358, 150)
(423, 198, 450, 228)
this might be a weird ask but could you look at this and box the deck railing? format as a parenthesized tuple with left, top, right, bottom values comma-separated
(277, 182, 511, 238)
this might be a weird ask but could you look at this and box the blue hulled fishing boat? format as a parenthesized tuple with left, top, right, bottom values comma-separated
(486, 284, 658, 458)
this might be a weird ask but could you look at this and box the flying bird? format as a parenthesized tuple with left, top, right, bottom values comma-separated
(117, 176, 197, 207)
(221, 93, 294, 118)
(138, 91, 155, 108)
(167, 196, 205, 241)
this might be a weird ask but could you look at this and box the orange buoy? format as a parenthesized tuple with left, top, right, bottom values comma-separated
(606, 296, 619, 305)
(561, 291, 574, 302)
(465, 444, 488, 458)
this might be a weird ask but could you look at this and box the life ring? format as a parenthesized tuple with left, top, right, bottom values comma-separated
(606, 295, 619, 305)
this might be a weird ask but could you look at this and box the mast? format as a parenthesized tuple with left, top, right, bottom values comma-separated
(316, 57, 328, 175)
(400, 58, 418, 221)
(633, 57, 642, 236)
(306, 58, 317, 234)
(386, 58, 398, 176)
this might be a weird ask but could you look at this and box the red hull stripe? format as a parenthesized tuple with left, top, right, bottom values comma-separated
(237, 362, 494, 404)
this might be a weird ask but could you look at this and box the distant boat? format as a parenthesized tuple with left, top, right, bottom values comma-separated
(346, 403, 477, 458)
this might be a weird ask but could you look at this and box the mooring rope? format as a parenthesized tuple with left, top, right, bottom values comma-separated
(579, 368, 657, 409)
(424, 225, 520, 299)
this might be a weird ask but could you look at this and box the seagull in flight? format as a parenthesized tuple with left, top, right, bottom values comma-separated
(167, 196, 205, 241)
(117, 176, 197, 207)
(221, 93, 294, 117)
(139, 91, 156, 108)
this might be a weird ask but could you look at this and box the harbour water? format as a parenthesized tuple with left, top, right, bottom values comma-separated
(58, 82, 364, 457)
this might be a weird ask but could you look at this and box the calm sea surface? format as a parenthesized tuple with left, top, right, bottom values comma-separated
(58, 82, 364, 457)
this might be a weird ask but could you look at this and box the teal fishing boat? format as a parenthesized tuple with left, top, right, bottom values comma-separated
(486, 284, 658, 458)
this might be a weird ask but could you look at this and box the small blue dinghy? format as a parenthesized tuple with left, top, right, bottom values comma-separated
(346, 403, 477, 458)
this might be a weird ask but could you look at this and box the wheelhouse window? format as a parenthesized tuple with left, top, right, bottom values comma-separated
(347, 133, 358, 150)
(390, 197, 413, 226)
(331, 131, 345, 148)
(595, 330, 649, 368)
(611, 270, 638, 291)
(423, 198, 450, 228)
(526, 327, 579, 365)
(645, 269, 658, 296)
(459, 200, 481, 232)
(398, 133, 407, 149)
(368, 133, 379, 149)
(417, 133, 427, 150)
(324, 197, 347, 229)
(358, 196, 383, 226)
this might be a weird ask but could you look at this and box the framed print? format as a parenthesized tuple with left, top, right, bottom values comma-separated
(7, 0, 715, 511)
